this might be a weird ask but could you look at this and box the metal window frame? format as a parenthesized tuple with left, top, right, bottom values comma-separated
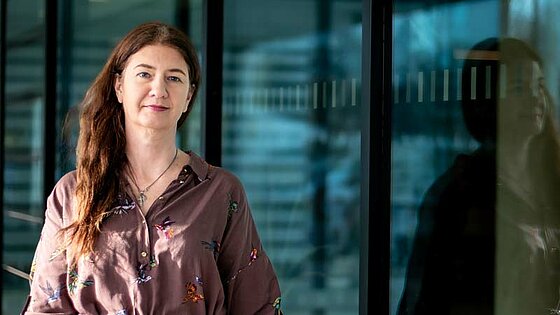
(0, 0, 7, 302)
(201, 0, 223, 166)
(361, 0, 393, 314)
(44, 0, 58, 200)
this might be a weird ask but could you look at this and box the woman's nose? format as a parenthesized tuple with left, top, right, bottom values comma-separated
(149, 77, 168, 98)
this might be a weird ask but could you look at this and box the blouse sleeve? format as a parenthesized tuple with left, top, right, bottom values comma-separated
(22, 178, 77, 314)
(217, 179, 283, 315)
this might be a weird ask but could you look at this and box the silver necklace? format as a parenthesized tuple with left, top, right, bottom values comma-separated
(130, 148, 178, 207)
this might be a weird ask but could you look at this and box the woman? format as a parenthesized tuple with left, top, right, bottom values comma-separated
(22, 22, 282, 315)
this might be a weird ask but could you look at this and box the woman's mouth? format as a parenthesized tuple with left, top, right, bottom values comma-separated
(145, 105, 168, 111)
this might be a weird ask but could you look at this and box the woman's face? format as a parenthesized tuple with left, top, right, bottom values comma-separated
(114, 44, 193, 132)
(500, 60, 547, 139)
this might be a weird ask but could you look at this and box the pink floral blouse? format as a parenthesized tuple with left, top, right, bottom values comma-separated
(22, 152, 283, 315)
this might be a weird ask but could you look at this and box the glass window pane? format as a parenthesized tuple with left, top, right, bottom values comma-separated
(392, 1, 560, 314)
(3, 0, 46, 313)
(391, 1, 500, 313)
(222, 1, 362, 314)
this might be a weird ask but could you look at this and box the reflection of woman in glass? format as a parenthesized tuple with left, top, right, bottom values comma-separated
(22, 22, 282, 314)
(495, 38, 560, 315)
(398, 38, 560, 315)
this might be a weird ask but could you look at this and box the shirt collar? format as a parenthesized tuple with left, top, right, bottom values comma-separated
(185, 151, 209, 181)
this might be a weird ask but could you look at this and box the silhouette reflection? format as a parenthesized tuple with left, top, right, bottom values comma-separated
(398, 38, 560, 315)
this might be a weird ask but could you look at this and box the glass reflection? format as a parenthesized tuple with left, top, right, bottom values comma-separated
(495, 39, 560, 315)
(393, 1, 560, 315)
(391, 1, 499, 313)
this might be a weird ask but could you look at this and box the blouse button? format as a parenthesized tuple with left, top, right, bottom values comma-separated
(179, 180, 185, 184)
(140, 251, 148, 258)
(158, 196, 164, 200)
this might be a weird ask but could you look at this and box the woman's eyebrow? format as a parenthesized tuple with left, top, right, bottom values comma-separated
(168, 68, 187, 76)
(133, 63, 186, 76)
(134, 63, 155, 70)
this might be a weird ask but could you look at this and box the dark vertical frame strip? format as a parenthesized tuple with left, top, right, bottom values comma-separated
(58, 0, 73, 175)
(361, 0, 393, 314)
(201, 0, 223, 166)
(44, 0, 58, 200)
(359, 0, 371, 312)
(0, 0, 7, 302)
(175, 0, 191, 33)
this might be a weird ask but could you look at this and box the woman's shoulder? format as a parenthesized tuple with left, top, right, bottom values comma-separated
(188, 151, 243, 189)
(54, 170, 78, 191)
(207, 167, 247, 201)
(47, 170, 77, 205)
(208, 165, 242, 185)
(42, 171, 77, 223)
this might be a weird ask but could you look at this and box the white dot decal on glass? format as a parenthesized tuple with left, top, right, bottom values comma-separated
(443, 69, 449, 101)
(352, 78, 356, 106)
(332, 81, 337, 108)
(313, 82, 318, 109)
(457, 68, 462, 101)
(418, 72, 424, 103)
(342, 80, 347, 107)
(394, 74, 399, 104)
(280, 87, 284, 112)
(430, 71, 436, 102)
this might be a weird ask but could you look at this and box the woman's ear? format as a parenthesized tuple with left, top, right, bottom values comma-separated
(114, 75, 123, 103)
(184, 85, 195, 112)
(183, 97, 191, 113)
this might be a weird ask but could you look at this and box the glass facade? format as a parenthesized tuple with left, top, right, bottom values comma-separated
(391, 1, 560, 314)
(222, 1, 362, 314)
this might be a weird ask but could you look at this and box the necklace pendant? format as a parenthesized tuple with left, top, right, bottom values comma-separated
(138, 191, 146, 207)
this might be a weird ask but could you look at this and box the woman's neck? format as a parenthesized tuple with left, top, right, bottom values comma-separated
(125, 127, 178, 181)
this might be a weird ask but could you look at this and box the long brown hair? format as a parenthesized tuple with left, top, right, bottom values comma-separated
(63, 21, 201, 264)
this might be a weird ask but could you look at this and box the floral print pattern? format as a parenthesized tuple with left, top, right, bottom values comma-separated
(153, 216, 175, 239)
(182, 281, 204, 303)
(39, 281, 64, 303)
(68, 268, 94, 295)
(110, 194, 135, 216)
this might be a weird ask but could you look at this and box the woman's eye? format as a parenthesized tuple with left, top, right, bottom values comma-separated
(137, 72, 151, 78)
(168, 76, 183, 83)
